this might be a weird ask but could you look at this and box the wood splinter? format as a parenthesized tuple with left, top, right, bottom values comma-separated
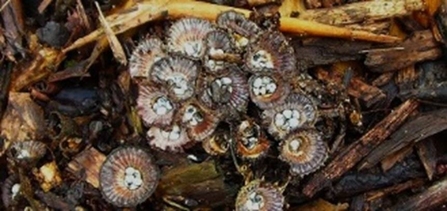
(63, 1, 402, 53)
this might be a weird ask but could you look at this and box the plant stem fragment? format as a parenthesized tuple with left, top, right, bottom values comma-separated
(63, 1, 402, 53)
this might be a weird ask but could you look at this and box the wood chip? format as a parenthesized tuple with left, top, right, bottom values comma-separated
(66, 146, 106, 188)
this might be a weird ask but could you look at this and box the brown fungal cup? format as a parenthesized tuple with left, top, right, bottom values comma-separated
(203, 30, 237, 74)
(216, 10, 261, 49)
(1, 175, 21, 208)
(235, 119, 270, 160)
(146, 124, 192, 153)
(149, 55, 199, 102)
(202, 127, 230, 156)
(137, 83, 177, 127)
(167, 18, 215, 59)
(244, 31, 296, 75)
(235, 180, 285, 211)
(278, 128, 328, 176)
(8, 140, 47, 166)
(99, 146, 159, 207)
(199, 65, 249, 118)
(248, 73, 290, 110)
(177, 100, 221, 142)
(128, 37, 166, 78)
(262, 94, 318, 140)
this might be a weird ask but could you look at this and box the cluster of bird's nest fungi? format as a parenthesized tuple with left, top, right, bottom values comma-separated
(3, 10, 351, 210)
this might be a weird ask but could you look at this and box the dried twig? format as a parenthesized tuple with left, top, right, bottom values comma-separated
(389, 176, 447, 210)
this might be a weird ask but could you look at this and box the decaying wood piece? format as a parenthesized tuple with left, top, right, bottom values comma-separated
(394, 65, 418, 90)
(332, 156, 425, 198)
(298, 0, 425, 25)
(0, 0, 25, 61)
(435, 0, 447, 46)
(389, 176, 447, 210)
(302, 99, 419, 197)
(294, 38, 372, 71)
(66, 146, 106, 188)
(365, 179, 425, 202)
(0, 62, 12, 119)
(35, 190, 74, 210)
(396, 16, 426, 32)
(416, 139, 437, 180)
(315, 67, 386, 108)
(63, 1, 402, 53)
(380, 144, 414, 171)
(372, 72, 394, 87)
(359, 108, 447, 170)
(347, 78, 386, 108)
(156, 160, 235, 209)
(398, 61, 447, 101)
(364, 30, 442, 72)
